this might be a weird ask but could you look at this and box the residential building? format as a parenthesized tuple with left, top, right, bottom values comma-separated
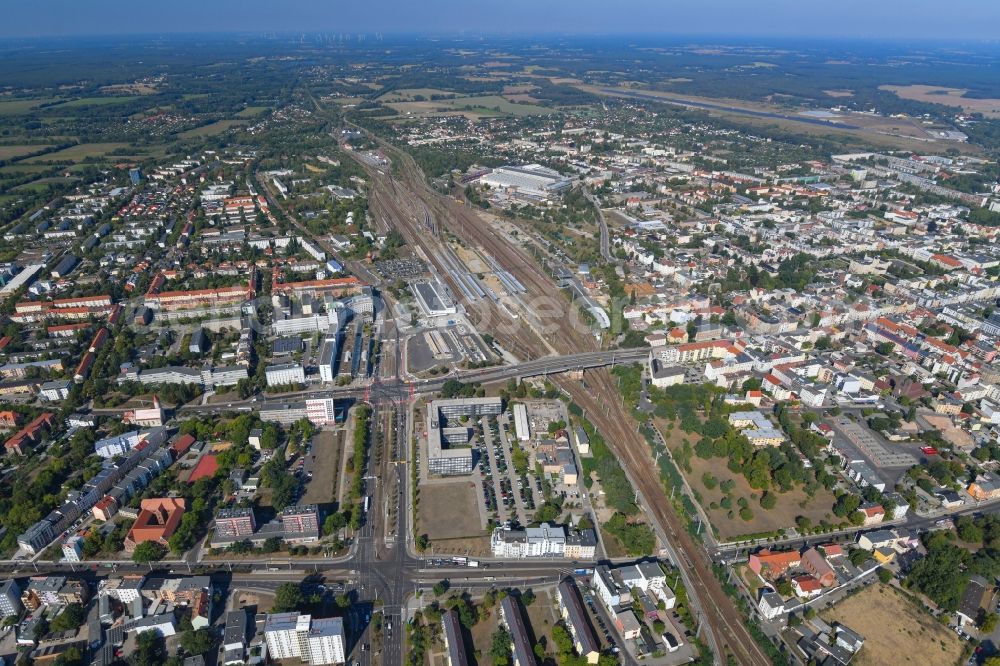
(94, 431, 142, 459)
(556, 579, 600, 664)
(222, 610, 250, 666)
(613, 610, 642, 640)
(442, 610, 470, 666)
(499, 596, 536, 666)
(39, 380, 72, 401)
(969, 472, 1000, 501)
(92, 496, 119, 522)
(957, 576, 995, 627)
(62, 536, 84, 562)
(758, 590, 786, 621)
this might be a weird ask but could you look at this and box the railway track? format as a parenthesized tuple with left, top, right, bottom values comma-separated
(348, 141, 772, 665)
(561, 370, 772, 666)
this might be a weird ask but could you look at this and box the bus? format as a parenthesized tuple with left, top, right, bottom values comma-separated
(363, 495, 370, 514)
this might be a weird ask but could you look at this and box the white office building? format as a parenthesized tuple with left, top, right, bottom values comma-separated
(265, 363, 306, 387)
(491, 523, 567, 558)
(318, 327, 339, 383)
(264, 612, 345, 665)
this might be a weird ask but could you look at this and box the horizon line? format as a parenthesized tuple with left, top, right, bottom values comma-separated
(0, 31, 998, 45)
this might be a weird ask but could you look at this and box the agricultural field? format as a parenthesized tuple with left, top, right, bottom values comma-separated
(881, 84, 1000, 118)
(0, 97, 59, 115)
(0, 145, 51, 160)
(386, 94, 556, 118)
(822, 583, 965, 666)
(52, 96, 140, 108)
(377, 88, 456, 102)
(178, 119, 247, 138)
(21, 142, 130, 163)
(236, 106, 271, 118)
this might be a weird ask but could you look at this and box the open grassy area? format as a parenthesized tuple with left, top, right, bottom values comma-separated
(11, 177, 79, 192)
(0, 163, 53, 175)
(388, 94, 555, 118)
(53, 96, 140, 108)
(377, 88, 456, 102)
(882, 84, 1000, 118)
(822, 583, 965, 666)
(658, 418, 838, 540)
(0, 97, 59, 115)
(0, 145, 52, 160)
(178, 119, 247, 138)
(418, 481, 485, 541)
(21, 142, 130, 163)
(236, 106, 271, 118)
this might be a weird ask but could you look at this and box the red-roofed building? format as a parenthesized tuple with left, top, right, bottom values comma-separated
(271, 276, 363, 298)
(862, 504, 885, 526)
(931, 254, 962, 270)
(0, 411, 21, 429)
(4, 412, 55, 456)
(92, 495, 119, 522)
(801, 547, 837, 587)
(749, 550, 801, 580)
(170, 434, 195, 458)
(188, 454, 219, 482)
(792, 575, 823, 598)
(47, 323, 89, 338)
(125, 498, 186, 552)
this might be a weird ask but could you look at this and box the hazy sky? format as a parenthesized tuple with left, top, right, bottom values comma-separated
(2, 0, 998, 40)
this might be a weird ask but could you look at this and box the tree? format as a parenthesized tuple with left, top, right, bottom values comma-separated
(181, 628, 214, 656)
(50, 603, 85, 632)
(848, 548, 869, 567)
(272, 583, 304, 613)
(132, 541, 166, 564)
(489, 626, 513, 666)
(957, 515, 984, 544)
(433, 580, 450, 597)
(981, 612, 999, 634)
(323, 512, 347, 536)
(132, 630, 167, 666)
(877, 568, 893, 584)
(54, 646, 85, 666)
(759, 492, 777, 510)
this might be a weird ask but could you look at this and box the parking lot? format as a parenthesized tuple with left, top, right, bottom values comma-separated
(474, 413, 549, 527)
